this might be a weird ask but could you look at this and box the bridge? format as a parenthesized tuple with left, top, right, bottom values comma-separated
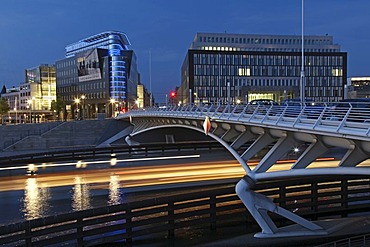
(116, 102, 370, 238)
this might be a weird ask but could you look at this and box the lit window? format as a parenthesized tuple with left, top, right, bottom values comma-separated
(238, 68, 251, 76)
(332, 69, 343, 77)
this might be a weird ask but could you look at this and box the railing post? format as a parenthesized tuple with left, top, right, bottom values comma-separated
(125, 208, 132, 244)
(210, 195, 217, 230)
(25, 221, 32, 247)
(168, 202, 175, 238)
(341, 179, 348, 218)
(311, 182, 318, 220)
(77, 216, 83, 246)
(279, 185, 286, 226)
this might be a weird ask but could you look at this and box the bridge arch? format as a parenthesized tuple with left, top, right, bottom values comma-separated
(117, 103, 370, 238)
(126, 124, 252, 173)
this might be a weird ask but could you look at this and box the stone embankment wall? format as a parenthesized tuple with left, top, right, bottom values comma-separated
(0, 119, 130, 154)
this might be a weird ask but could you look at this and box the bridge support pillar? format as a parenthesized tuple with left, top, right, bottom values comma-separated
(230, 129, 256, 150)
(340, 141, 369, 167)
(241, 132, 276, 162)
(236, 175, 327, 238)
(292, 137, 329, 169)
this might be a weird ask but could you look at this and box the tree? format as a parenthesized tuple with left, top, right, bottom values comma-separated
(50, 97, 65, 121)
(0, 98, 10, 125)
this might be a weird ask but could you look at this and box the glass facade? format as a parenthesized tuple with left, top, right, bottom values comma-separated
(180, 33, 347, 104)
(25, 65, 56, 111)
(56, 31, 139, 119)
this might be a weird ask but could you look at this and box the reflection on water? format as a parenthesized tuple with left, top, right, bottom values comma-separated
(108, 175, 122, 205)
(72, 176, 91, 211)
(22, 178, 50, 220)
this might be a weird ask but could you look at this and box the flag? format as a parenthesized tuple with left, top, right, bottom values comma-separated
(203, 116, 211, 135)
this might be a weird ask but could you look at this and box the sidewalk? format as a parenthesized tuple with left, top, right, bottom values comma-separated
(197, 216, 370, 247)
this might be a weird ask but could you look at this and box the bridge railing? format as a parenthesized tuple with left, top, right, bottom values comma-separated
(120, 102, 370, 138)
(1, 175, 369, 246)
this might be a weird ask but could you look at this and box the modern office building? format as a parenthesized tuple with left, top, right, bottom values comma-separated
(56, 31, 139, 119)
(180, 32, 347, 104)
(1, 64, 56, 123)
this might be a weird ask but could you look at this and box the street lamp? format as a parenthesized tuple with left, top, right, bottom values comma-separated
(81, 95, 86, 119)
(74, 98, 80, 120)
(27, 99, 32, 123)
(110, 98, 115, 118)
(300, 0, 306, 105)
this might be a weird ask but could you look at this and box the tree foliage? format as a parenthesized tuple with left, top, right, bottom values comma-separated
(0, 98, 10, 124)
(50, 97, 65, 120)
(0, 97, 10, 115)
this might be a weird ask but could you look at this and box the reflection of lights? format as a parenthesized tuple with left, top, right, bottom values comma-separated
(294, 147, 299, 153)
(76, 160, 87, 168)
(110, 158, 117, 166)
(72, 177, 91, 211)
(108, 175, 121, 205)
(28, 163, 37, 172)
(23, 178, 50, 220)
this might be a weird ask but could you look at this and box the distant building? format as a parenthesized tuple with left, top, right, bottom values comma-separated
(1, 64, 56, 123)
(23, 64, 56, 111)
(180, 32, 347, 104)
(348, 77, 370, 99)
(56, 31, 140, 119)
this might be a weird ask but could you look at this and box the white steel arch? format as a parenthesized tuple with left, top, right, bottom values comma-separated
(117, 102, 370, 238)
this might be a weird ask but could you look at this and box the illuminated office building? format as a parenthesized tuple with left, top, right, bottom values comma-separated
(0, 64, 56, 123)
(23, 64, 56, 111)
(56, 31, 139, 119)
(180, 32, 347, 104)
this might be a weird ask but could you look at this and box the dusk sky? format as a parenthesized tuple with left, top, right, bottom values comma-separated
(1, 0, 370, 102)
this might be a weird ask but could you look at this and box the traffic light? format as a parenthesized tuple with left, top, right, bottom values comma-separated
(170, 92, 176, 98)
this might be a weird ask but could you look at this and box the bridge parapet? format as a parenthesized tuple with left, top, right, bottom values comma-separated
(117, 102, 370, 238)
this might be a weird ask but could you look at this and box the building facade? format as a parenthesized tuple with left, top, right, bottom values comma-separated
(180, 32, 347, 104)
(56, 31, 139, 119)
(348, 77, 370, 99)
(1, 64, 56, 123)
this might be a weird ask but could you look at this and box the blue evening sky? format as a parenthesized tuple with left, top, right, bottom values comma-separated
(0, 0, 369, 102)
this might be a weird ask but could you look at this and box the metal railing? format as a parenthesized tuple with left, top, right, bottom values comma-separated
(119, 102, 370, 139)
(1, 175, 369, 246)
(316, 233, 370, 247)
(0, 142, 223, 176)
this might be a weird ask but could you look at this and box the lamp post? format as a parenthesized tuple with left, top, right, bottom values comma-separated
(14, 96, 18, 124)
(81, 95, 86, 119)
(74, 98, 80, 120)
(110, 98, 115, 118)
(27, 99, 32, 123)
(300, 0, 305, 105)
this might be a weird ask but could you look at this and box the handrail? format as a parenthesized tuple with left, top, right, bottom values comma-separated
(119, 102, 370, 140)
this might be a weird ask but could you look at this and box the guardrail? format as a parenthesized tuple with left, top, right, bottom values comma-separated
(0, 141, 223, 166)
(1, 175, 369, 246)
(120, 102, 370, 139)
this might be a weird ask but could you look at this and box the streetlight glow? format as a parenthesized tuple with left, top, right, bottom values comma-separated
(110, 98, 116, 118)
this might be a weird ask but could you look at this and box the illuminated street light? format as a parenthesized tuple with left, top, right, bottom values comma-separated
(74, 98, 80, 120)
(27, 99, 32, 123)
(110, 98, 115, 118)
(81, 95, 86, 119)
